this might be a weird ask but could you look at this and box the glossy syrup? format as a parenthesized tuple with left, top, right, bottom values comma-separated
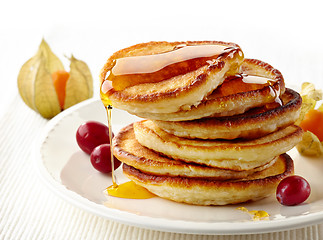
(242, 74, 282, 105)
(107, 181, 155, 199)
(100, 80, 113, 106)
(237, 207, 269, 221)
(105, 44, 241, 90)
(101, 96, 155, 199)
(211, 74, 282, 105)
(106, 105, 117, 188)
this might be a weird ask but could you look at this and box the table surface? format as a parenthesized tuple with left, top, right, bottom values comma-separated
(1, 1, 323, 239)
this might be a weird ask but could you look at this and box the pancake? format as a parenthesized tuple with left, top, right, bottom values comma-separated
(123, 153, 294, 205)
(153, 88, 302, 140)
(100, 41, 244, 114)
(101, 40, 301, 206)
(130, 58, 286, 121)
(113, 124, 277, 180)
(133, 120, 303, 170)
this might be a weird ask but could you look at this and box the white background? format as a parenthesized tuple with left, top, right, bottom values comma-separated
(1, 0, 323, 114)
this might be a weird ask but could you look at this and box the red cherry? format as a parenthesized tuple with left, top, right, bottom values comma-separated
(90, 144, 121, 173)
(276, 175, 311, 206)
(76, 121, 114, 154)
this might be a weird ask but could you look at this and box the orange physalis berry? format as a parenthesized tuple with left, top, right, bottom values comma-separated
(52, 70, 70, 109)
(299, 109, 323, 141)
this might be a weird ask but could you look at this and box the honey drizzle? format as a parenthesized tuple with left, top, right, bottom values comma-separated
(106, 105, 117, 188)
(242, 74, 282, 105)
(212, 74, 282, 105)
(106, 44, 241, 90)
(269, 84, 282, 105)
(101, 92, 155, 199)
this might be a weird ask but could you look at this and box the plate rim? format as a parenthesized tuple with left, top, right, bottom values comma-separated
(34, 98, 323, 235)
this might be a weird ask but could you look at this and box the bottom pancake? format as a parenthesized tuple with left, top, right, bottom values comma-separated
(123, 154, 294, 206)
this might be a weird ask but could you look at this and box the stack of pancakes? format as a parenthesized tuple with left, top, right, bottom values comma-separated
(100, 41, 303, 205)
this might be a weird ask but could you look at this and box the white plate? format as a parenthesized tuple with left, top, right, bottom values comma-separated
(36, 98, 323, 235)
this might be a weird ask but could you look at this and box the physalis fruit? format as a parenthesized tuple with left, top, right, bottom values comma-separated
(17, 39, 93, 119)
(296, 82, 323, 157)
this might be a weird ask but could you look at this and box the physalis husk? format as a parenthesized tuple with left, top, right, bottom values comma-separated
(296, 131, 323, 157)
(17, 39, 93, 119)
(64, 55, 93, 109)
(296, 82, 323, 156)
(295, 82, 322, 125)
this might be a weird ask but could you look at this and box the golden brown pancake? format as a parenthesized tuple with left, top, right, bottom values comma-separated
(101, 40, 301, 207)
(100, 41, 244, 114)
(113, 124, 277, 180)
(133, 120, 302, 170)
(153, 88, 302, 139)
(131, 58, 285, 121)
(123, 153, 294, 205)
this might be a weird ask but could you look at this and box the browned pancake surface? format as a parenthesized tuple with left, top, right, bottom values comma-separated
(132, 58, 286, 121)
(100, 41, 244, 114)
(123, 154, 294, 205)
(113, 124, 277, 179)
(154, 88, 301, 139)
(134, 120, 302, 170)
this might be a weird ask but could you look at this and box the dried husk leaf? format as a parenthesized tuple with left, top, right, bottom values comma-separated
(17, 39, 64, 118)
(301, 82, 323, 101)
(295, 82, 323, 125)
(34, 54, 61, 118)
(17, 56, 42, 111)
(64, 55, 93, 109)
(295, 83, 323, 157)
(318, 103, 323, 112)
(295, 95, 317, 125)
(37, 39, 65, 73)
(296, 131, 323, 157)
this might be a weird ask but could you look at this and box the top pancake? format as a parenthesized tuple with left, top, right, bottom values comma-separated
(131, 58, 286, 121)
(100, 41, 244, 114)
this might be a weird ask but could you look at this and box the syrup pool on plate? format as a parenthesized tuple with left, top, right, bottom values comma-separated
(237, 207, 269, 221)
(106, 181, 155, 199)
